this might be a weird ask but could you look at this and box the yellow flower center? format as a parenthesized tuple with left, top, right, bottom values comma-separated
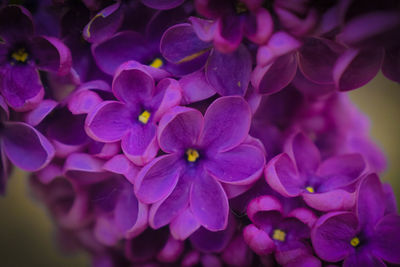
(138, 110, 151, 124)
(350, 237, 360, 247)
(149, 58, 163, 68)
(11, 48, 28, 63)
(272, 229, 286, 242)
(186, 149, 200, 163)
(305, 186, 315, 193)
(235, 1, 248, 14)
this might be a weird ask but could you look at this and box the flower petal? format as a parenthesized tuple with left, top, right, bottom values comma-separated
(83, 2, 123, 43)
(265, 153, 303, 198)
(190, 172, 229, 231)
(201, 96, 251, 152)
(92, 31, 147, 75)
(302, 190, 356, 212)
(343, 250, 386, 267)
(311, 211, 358, 262)
(0, 64, 44, 111)
(317, 154, 365, 192)
(160, 23, 212, 64)
(285, 132, 321, 176)
(243, 224, 275, 255)
(356, 173, 386, 232)
(115, 185, 148, 239)
(205, 144, 265, 185)
(170, 207, 201, 240)
(372, 214, 400, 264)
(149, 171, 191, 229)
(85, 101, 132, 142)
(121, 123, 158, 166)
(135, 154, 182, 204)
(25, 99, 58, 126)
(179, 69, 216, 105)
(382, 46, 400, 83)
(112, 61, 154, 105)
(0, 5, 33, 43)
(32, 35, 72, 75)
(158, 106, 203, 153)
(2, 122, 54, 171)
(252, 53, 297, 95)
(205, 45, 252, 96)
(333, 48, 383, 91)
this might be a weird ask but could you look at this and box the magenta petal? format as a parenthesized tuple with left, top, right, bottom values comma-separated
(135, 154, 182, 204)
(115, 186, 148, 239)
(252, 53, 297, 95)
(311, 211, 358, 262)
(244, 9, 273, 45)
(333, 48, 383, 91)
(85, 101, 132, 142)
(0, 64, 44, 111)
(83, 2, 123, 43)
(190, 215, 236, 253)
(149, 173, 191, 229)
(190, 172, 229, 231)
(94, 215, 121, 246)
(302, 190, 356, 211)
(286, 132, 321, 176)
(356, 174, 386, 231)
(0, 5, 34, 43)
(343, 251, 386, 267)
(205, 144, 265, 185)
(160, 23, 212, 64)
(373, 214, 400, 264)
(246, 195, 283, 224)
(112, 62, 154, 105)
(317, 154, 365, 191)
(298, 37, 345, 84)
(213, 15, 243, 53)
(121, 124, 158, 166)
(92, 31, 147, 75)
(158, 106, 203, 153)
(151, 78, 182, 122)
(189, 16, 217, 42)
(292, 70, 336, 98)
(205, 45, 252, 96)
(2, 122, 54, 171)
(179, 70, 216, 105)
(67, 90, 102, 115)
(103, 155, 139, 184)
(32, 35, 72, 75)
(156, 236, 184, 263)
(201, 96, 251, 152)
(63, 152, 104, 182)
(170, 207, 201, 240)
(243, 224, 275, 255)
(25, 99, 58, 126)
(265, 153, 303, 198)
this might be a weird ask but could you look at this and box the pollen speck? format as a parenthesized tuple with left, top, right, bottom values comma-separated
(186, 149, 199, 163)
(138, 110, 151, 124)
(11, 48, 28, 63)
(350, 237, 360, 247)
(305, 186, 315, 193)
(272, 229, 286, 242)
(149, 58, 163, 68)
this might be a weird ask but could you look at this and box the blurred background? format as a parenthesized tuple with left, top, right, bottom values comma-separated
(0, 73, 399, 267)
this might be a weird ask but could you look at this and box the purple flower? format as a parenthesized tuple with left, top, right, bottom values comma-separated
(0, 95, 55, 194)
(161, 23, 253, 98)
(135, 96, 265, 232)
(0, 5, 71, 111)
(243, 195, 319, 266)
(265, 132, 366, 211)
(193, 0, 273, 53)
(312, 173, 400, 266)
(86, 61, 181, 165)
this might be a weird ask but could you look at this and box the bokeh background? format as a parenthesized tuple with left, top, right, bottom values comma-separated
(0, 73, 399, 267)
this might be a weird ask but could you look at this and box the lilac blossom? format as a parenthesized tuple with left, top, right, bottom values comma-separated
(86, 61, 181, 165)
(135, 96, 265, 231)
(265, 132, 366, 211)
(312, 174, 400, 266)
(0, 5, 71, 111)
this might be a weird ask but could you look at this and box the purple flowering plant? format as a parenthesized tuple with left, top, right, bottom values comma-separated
(0, 0, 399, 266)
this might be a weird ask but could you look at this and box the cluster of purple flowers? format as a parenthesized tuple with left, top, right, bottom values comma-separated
(1, 0, 399, 266)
